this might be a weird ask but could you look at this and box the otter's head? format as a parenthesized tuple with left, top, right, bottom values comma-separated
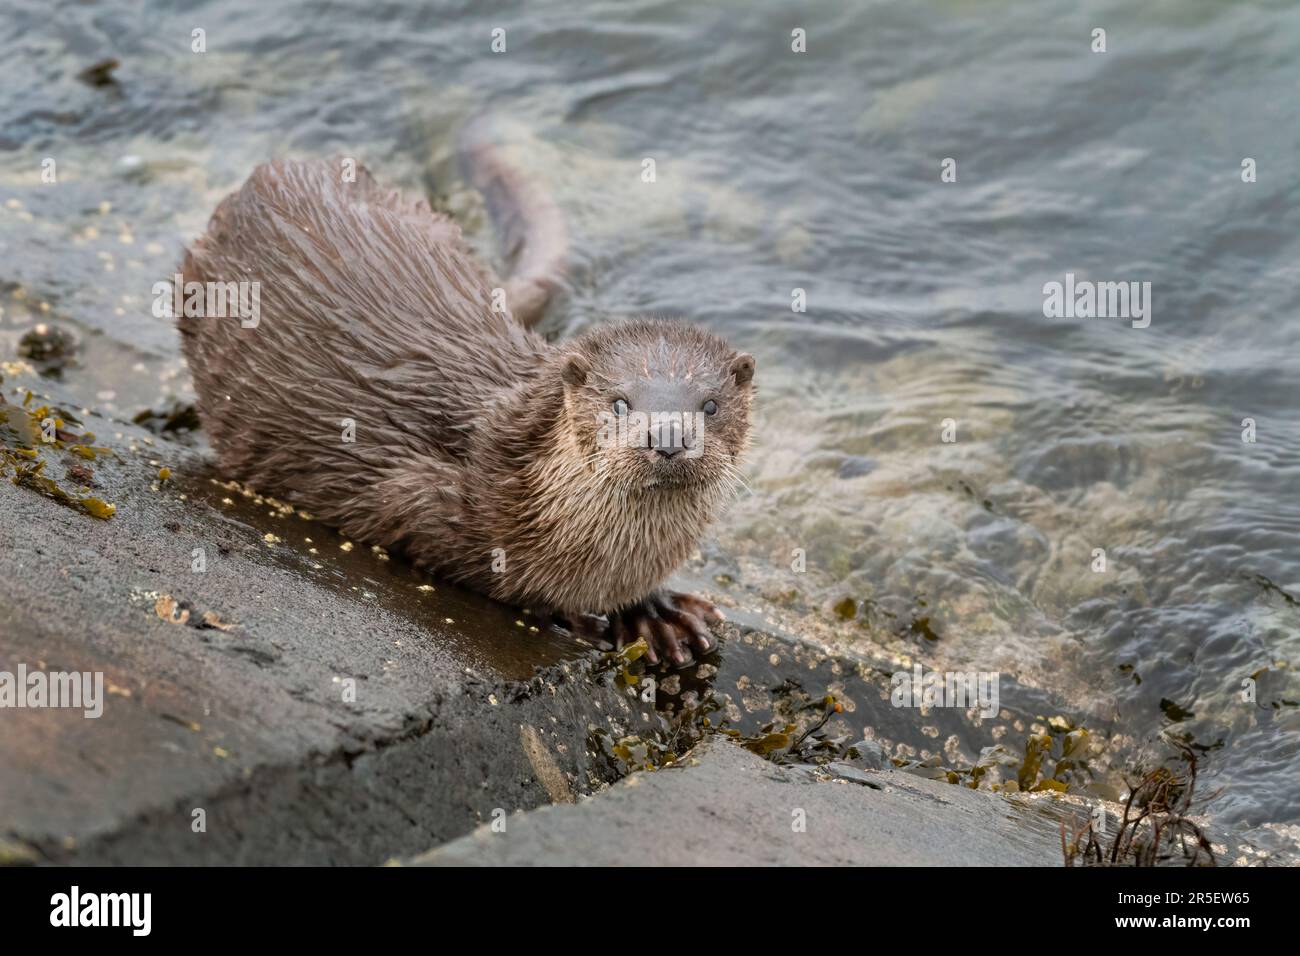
(557, 319, 755, 491)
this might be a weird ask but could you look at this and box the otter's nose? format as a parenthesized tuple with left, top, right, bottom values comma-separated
(647, 418, 686, 457)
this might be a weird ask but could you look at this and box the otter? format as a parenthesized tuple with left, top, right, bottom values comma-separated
(178, 143, 754, 667)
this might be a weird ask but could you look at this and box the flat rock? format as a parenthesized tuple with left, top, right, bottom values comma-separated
(411, 736, 1067, 866)
(0, 378, 1087, 867)
(0, 388, 659, 864)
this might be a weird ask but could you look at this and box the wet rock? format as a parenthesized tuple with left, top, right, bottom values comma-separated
(842, 738, 886, 770)
(409, 737, 1068, 866)
(0, 384, 660, 864)
(131, 400, 201, 438)
(17, 324, 78, 378)
(0, 379, 1100, 866)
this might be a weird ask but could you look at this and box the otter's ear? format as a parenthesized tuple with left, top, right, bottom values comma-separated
(729, 352, 756, 387)
(561, 353, 590, 387)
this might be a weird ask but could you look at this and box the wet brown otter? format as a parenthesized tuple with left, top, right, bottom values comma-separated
(178, 146, 754, 666)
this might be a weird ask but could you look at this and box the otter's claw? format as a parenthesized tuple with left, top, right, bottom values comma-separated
(544, 611, 612, 649)
(608, 591, 724, 668)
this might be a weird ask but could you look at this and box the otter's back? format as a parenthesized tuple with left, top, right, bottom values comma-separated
(179, 159, 548, 494)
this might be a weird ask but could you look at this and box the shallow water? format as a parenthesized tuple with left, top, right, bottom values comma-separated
(2, 0, 1298, 841)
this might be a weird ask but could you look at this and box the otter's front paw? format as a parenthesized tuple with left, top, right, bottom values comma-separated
(609, 591, 724, 668)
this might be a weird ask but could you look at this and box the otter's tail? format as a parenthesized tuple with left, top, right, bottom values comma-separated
(457, 114, 568, 330)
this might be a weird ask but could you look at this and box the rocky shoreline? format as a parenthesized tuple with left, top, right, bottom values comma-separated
(0, 373, 1199, 867)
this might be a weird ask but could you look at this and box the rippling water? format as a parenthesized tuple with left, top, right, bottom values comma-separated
(2, 0, 1298, 842)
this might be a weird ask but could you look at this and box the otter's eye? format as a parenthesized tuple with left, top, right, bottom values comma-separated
(702, 399, 718, 416)
(612, 398, 629, 416)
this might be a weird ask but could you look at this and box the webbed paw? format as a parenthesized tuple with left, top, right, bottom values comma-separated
(607, 591, 724, 667)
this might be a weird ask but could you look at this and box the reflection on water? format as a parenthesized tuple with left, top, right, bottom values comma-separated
(1, 0, 1297, 841)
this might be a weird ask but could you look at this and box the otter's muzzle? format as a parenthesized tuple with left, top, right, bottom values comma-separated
(647, 413, 700, 459)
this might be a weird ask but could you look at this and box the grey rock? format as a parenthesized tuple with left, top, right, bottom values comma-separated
(842, 738, 886, 770)
(410, 737, 1068, 866)
(0, 391, 658, 865)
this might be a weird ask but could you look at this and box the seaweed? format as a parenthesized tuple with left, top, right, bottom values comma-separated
(77, 58, 120, 88)
(1159, 698, 1195, 723)
(0, 391, 115, 519)
(832, 597, 857, 620)
(1061, 740, 1216, 867)
(736, 692, 845, 764)
(587, 723, 678, 774)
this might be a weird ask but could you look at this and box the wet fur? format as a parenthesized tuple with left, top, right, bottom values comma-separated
(179, 157, 752, 618)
